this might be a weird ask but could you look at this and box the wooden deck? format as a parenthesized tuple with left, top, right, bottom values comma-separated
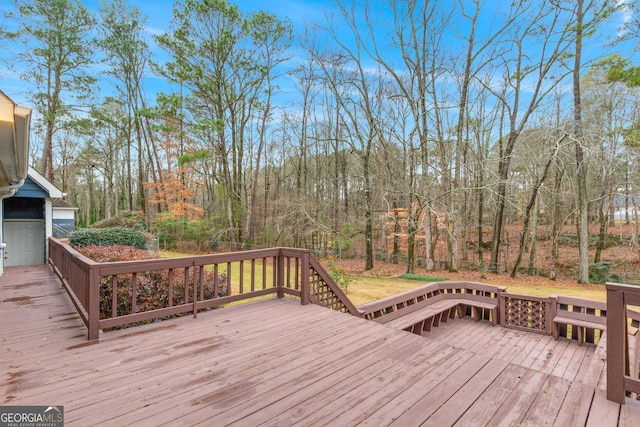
(2, 265, 640, 426)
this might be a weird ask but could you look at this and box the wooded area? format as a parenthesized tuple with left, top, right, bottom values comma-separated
(2, 0, 640, 280)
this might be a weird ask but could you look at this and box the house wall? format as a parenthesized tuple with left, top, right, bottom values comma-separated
(52, 208, 76, 237)
(2, 178, 56, 268)
(1, 169, 64, 271)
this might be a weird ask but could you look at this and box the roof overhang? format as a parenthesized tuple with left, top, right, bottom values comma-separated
(27, 166, 64, 199)
(0, 90, 31, 191)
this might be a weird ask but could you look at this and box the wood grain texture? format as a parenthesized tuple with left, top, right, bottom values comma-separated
(2, 265, 639, 426)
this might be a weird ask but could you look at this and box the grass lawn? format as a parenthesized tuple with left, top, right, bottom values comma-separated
(346, 276, 606, 307)
(160, 250, 609, 307)
(160, 250, 277, 303)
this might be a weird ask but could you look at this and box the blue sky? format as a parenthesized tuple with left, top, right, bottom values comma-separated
(0, 0, 334, 106)
(0, 0, 636, 111)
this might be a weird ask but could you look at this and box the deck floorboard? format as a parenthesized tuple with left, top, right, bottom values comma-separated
(2, 265, 639, 426)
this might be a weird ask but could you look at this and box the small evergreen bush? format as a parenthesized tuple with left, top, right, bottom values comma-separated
(70, 227, 148, 249)
(588, 262, 625, 284)
(399, 273, 449, 282)
(89, 211, 146, 229)
(588, 262, 612, 284)
(325, 256, 352, 294)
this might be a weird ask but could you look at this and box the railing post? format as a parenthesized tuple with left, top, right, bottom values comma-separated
(498, 293, 506, 327)
(87, 264, 100, 341)
(301, 251, 310, 305)
(607, 286, 626, 403)
(193, 263, 198, 318)
(548, 296, 557, 335)
(277, 250, 284, 298)
(495, 287, 507, 325)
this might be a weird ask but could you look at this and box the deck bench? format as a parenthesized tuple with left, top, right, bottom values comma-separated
(358, 281, 506, 335)
(551, 295, 607, 346)
(385, 298, 462, 333)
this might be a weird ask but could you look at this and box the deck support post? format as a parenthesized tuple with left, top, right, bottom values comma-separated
(87, 264, 100, 341)
(606, 286, 626, 403)
(546, 296, 556, 335)
(300, 251, 310, 305)
(276, 250, 285, 298)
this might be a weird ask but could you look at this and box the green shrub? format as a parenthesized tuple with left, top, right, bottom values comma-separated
(157, 233, 177, 250)
(399, 273, 449, 282)
(588, 262, 626, 284)
(151, 214, 217, 252)
(70, 227, 148, 249)
(325, 256, 352, 294)
(588, 262, 612, 284)
(89, 212, 145, 230)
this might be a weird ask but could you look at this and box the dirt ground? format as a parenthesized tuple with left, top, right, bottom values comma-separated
(335, 223, 640, 289)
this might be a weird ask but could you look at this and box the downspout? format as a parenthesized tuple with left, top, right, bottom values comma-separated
(0, 179, 25, 273)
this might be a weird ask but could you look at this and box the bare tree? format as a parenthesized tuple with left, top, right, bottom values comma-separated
(487, 2, 574, 273)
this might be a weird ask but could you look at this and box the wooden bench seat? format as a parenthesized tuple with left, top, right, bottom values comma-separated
(386, 298, 462, 334)
(458, 298, 501, 323)
(552, 296, 606, 346)
(358, 281, 506, 335)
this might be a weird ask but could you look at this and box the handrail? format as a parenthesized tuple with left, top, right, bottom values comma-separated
(606, 282, 640, 404)
(308, 256, 361, 316)
(48, 239, 358, 340)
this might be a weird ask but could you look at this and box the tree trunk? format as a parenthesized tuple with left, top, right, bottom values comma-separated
(511, 136, 562, 277)
(527, 194, 539, 276)
(574, 0, 590, 283)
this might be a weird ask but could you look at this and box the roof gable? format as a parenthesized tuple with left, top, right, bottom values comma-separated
(13, 167, 64, 199)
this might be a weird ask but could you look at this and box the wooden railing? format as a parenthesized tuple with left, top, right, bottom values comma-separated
(49, 238, 640, 405)
(499, 294, 554, 335)
(606, 282, 640, 403)
(49, 239, 359, 340)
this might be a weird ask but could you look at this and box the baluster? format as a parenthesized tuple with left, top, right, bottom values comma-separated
(199, 266, 204, 301)
(585, 306, 595, 343)
(251, 259, 256, 292)
(168, 268, 174, 307)
(227, 262, 232, 296)
(213, 264, 219, 297)
(111, 275, 118, 318)
(131, 272, 137, 314)
(184, 267, 189, 304)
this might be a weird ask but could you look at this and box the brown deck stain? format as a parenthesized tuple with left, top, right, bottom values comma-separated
(6, 371, 28, 396)
(49, 312, 78, 317)
(3, 296, 34, 305)
(172, 336, 222, 349)
(5, 282, 45, 289)
(191, 380, 256, 406)
(66, 340, 100, 350)
(116, 323, 178, 339)
(193, 342, 224, 355)
(183, 370, 225, 387)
